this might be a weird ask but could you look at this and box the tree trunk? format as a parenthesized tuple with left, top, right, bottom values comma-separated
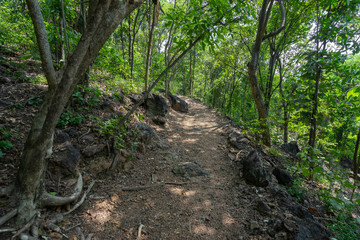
(144, 2, 157, 91)
(308, 66, 321, 148)
(15, 0, 146, 224)
(277, 57, 288, 143)
(247, 0, 285, 147)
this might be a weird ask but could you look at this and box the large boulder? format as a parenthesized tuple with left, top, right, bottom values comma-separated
(340, 155, 353, 169)
(273, 167, 293, 186)
(242, 150, 270, 187)
(52, 143, 81, 176)
(168, 94, 188, 113)
(145, 94, 168, 125)
(281, 141, 300, 156)
(133, 122, 156, 145)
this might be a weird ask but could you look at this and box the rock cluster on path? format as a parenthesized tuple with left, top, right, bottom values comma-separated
(224, 125, 331, 239)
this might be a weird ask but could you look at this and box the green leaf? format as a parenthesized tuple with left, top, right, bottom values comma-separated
(313, 166, 323, 173)
(0, 150, 2, 158)
(49, 192, 57, 196)
(301, 167, 311, 178)
(329, 198, 344, 210)
(0, 140, 13, 149)
(344, 181, 356, 190)
(356, 216, 360, 224)
(347, 86, 360, 99)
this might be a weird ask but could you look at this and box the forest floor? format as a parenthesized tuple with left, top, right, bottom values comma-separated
(0, 47, 333, 240)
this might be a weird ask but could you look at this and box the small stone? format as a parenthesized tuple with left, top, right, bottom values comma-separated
(164, 152, 178, 161)
(81, 134, 94, 143)
(123, 161, 134, 171)
(255, 199, 271, 215)
(82, 144, 106, 157)
(275, 232, 287, 240)
(120, 149, 131, 158)
(157, 142, 170, 149)
(172, 162, 209, 177)
(228, 153, 236, 161)
(110, 193, 119, 202)
(283, 218, 297, 232)
(250, 221, 260, 230)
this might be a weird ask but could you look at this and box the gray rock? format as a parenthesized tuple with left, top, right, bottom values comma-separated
(340, 155, 353, 169)
(295, 218, 330, 240)
(250, 221, 260, 230)
(146, 94, 168, 125)
(80, 134, 94, 143)
(168, 94, 188, 113)
(53, 143, 80, 175)
(164, 152, 178, 161)
(281, 141, 300, 155)
(54, 129, 70, 144)
(156, 141, 170, 149)
(134, 122, 155, 144)
(0, 99, 10, 106)
(229, 131, 249, 149)
(254, 199, 271, 215)
(242, 150, 270, 187)
(173, 162, 209, 177)
(273, 167, 293, 186)
(82, 144, 106, 157)
(275, 232, 287, 240)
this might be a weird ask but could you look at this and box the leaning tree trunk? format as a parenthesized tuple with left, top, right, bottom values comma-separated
(14, 0, 146, 224)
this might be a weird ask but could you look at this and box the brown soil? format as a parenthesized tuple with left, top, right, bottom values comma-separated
(72, 98, 250, 240)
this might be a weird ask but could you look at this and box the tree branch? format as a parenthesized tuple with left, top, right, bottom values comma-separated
(262, 0, 286, 41)
(26, 0, 57, 88)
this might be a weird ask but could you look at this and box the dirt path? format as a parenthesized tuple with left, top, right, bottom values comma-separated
(77, 98, 251, 240)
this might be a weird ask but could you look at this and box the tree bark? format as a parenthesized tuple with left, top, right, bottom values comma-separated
(15, 0, 146, 224)
(144, 2, 157, 91)
(247, 0, 285, 147)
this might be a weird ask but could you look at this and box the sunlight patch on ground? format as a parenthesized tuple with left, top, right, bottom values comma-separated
(193, 224, 216, 235)
(222, 212, 236, 226)
(168, 186, 184, 195)
(85, 199, 115, 225)
(184, 190, 197, 197)
(183, 138, 198, 143)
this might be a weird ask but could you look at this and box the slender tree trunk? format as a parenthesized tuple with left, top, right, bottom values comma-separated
(144, 3, 157, 91)
(247, 0, 285, 147)
(60, 0, 70, 56)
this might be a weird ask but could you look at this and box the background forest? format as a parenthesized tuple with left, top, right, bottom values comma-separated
(1, 0, 360, 239)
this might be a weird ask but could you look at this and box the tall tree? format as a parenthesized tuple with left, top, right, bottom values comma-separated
(247, 0, 285, 146)
(12, 0, 146, 224)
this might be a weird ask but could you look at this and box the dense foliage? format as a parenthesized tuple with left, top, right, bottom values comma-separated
(0, 0, 360, 238)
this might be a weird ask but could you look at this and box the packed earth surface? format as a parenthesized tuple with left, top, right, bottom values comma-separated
(0, 49, 332, 239)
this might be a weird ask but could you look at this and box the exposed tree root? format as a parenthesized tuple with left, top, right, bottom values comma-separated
(12, 212, 38, 240)
(0, 184, 14, 197)
(64, 180, 95, 216)
(0, 208, 18, 226)
(19, 233, 37, 240)
(40, 173, 83, 207)
(0, 228, 16, 233)
(86, 233, 93, 240)
(136, 223, 145, 240)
